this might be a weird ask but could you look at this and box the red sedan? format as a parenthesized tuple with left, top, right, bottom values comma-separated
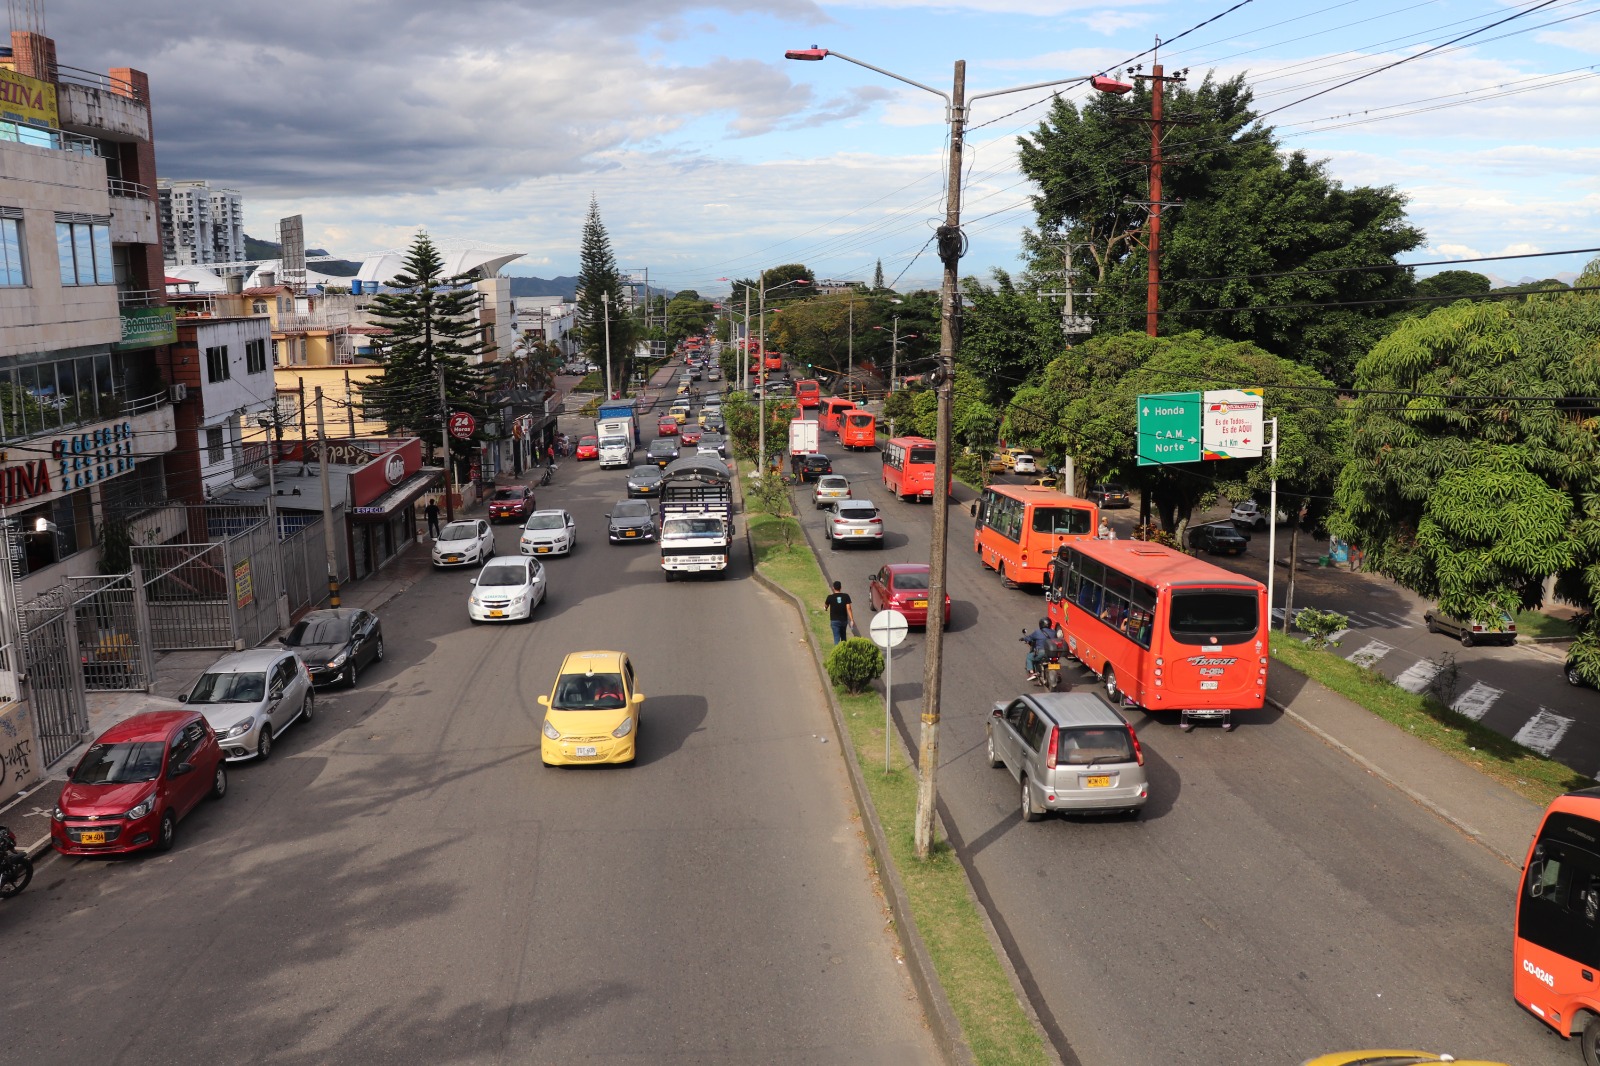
(52, 710, 227, 856)
(680, 426, 702, 446)
(657, 416, 679, 437)
(488, 485, 536, 523)
(575, 435, 599, 460)
(868, 563, 951, 628)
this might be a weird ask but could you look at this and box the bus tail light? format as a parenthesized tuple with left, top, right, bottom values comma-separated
(1045, 727, 1058, 770)
(1128, 726, 1144, 766)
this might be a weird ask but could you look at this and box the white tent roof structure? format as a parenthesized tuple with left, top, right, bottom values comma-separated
(357, 246, 524, 287)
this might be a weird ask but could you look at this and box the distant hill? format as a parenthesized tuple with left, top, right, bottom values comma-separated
(509, 275, 579, 299)
(243, 235, 360, 277)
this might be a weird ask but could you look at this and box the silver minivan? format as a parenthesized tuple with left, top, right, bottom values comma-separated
(986, 692, 1148, 821)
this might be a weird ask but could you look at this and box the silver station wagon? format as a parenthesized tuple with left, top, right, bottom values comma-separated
(986, 692, 1149, 821)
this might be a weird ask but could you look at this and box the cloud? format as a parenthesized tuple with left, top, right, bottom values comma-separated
(1080, 10, 1157, 35)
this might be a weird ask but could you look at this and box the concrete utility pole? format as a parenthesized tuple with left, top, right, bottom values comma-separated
(602, 292, 614, 400)
(314, 387, 340, 607)
(438, 366, 455, 521)
(344, 370, 356, 436)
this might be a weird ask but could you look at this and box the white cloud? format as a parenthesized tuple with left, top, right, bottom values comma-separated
(1081, 11, 1157, 35)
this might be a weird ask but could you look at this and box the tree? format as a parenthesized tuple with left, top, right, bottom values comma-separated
(663, 290, 715, 346)
(760, 263, 816, 296)
(767, 295, 854, 377)
(361, 232, 490, 464)
(1416, 270, 1492, 302)
(958, 269, 1066, 407)
(873, 259, 885, 290)
(575, 197, 634, 395)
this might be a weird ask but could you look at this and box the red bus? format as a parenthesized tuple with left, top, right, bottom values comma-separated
(818, 396, 855, 432)
(882, 436, 948, 502)
(764, 352, 783, 372)
(796, 379, 821, 410)
(840, 410, 876, 450)
(1046, 540, 1266, 730)
(973, 484, 1097, 588)
(1515, 789, 1600, 1055)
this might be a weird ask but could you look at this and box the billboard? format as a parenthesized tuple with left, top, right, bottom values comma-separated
(0, 68, 58, 128)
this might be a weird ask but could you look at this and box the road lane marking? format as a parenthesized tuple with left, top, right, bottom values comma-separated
(1328, 629, 1351, 645)
(1348, 641, 1392, 668)
(1451, 682, 1502, 721)
(1394, 659, 1441, 694)
(1513, 709, 1573, 756)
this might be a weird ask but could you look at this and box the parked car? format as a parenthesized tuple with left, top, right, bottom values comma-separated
(281, 608, 383, 688)
(1424, 608, 1517, 647)
(575, 435, 600, 461)
(813, 474, 851, 509)
(1189, 521, 1249, 556)
(646, 438, 680, 468)
(1566, 651, 1593, 688)
(826, 499, 884, 550)
(537, 650, 645, 766)
(468, 556, 547, 623)
(986, 692, 1148, 822)
(52, 711, 227, 856)
(180, 648, 315, 762)
(432, 519, 495, 568)
(796, 454, 833, 482)
(520, 509, 577, 556)
(488, 484, 536, 524)
(607, 500, 657, 543)
(1088, 483, 1131, 508)
(656, 416, 679, 437)
(868, 563, 950, 628)
(1230, 499, 1284, 531)
(1012, 454, 1038, 475)
(626, 464, 664, 498)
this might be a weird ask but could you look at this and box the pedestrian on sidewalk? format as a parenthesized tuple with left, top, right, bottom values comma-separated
(425, 498, 441, 539)
(546, 443, 555, 470)
(825, 581, 855, 644)
(1097, 518, 1115, 541)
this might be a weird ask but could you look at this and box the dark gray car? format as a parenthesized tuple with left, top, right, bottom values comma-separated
(606, 500, 657, 543)
(646, 438, 680, 468)
(626, 464, 664, 498)
(697, 433, 728, 458)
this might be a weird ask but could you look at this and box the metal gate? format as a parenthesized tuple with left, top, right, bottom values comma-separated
(133, 515, 285, 652)
(19, 593, 89, 767)
(69, 574, 154, 691)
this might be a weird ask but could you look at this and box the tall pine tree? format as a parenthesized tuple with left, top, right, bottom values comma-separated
(360, 232, 489, 464)
(872, 259, 885, 290)
(576, 197, 633, 395)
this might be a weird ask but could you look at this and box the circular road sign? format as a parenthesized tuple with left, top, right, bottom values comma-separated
(448, 412, 477, 440)
(869, 608, 909, 650)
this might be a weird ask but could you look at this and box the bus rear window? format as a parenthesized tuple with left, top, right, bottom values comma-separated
(909, 447, 936, 465)
(1167, 590, 1259, 645)
(1031, 507, 1092, 536)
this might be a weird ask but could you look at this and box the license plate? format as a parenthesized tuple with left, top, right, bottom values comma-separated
(1200, 680, 1219, 690)
(913, 599, 928, 608)
(1082, 775, 1112, 788)
(535, 547, 551, 554)
(490, 610, 504, 618)
(80, 830, 106, 844)
(575, 745, 597, 758)
(1047, 662, 1061, 672)
(625, 530, 638, 537)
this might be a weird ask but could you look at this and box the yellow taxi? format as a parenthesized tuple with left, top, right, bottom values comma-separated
(676, 382, 691, 396)
(985, 453, 1009, 474)
(669, 403, 692, 424)
(538, 650, 644, 766)
(1299, 1052, 1508, 1065)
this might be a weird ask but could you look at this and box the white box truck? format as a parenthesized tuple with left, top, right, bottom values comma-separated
(788, 418, 820, 457)
(596, 418, 634, 468)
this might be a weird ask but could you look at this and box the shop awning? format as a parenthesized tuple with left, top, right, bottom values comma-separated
(348, 469, 441, 522)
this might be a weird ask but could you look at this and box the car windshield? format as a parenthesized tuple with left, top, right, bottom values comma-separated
(188, 671, 266, 704)
(1104, 484, 1126, 493)
(524, 514, 564, 530)
(478, 564, 529, 587)
(1168, 590, 1260, 645)
(440, 522, 478, 541)
(1032, 507, 1093, 535)
(663, 518, 723, 537)
(614, 502, 651, 519)
(891, 570, 930, 591)
(491, 489, 521, 502)
(630, 466, 659, 478)
(284, 617, 348, 646)
(580, 436, 597, 446)
(553, 672, 628, 710)
(1058, 727, 1134, 766)
(819, 477, 848, 489)
(71, 740, 166, 784)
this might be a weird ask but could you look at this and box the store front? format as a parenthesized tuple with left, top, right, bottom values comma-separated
(343, 438, 439, 580)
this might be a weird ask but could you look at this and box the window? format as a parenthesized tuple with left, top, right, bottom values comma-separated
(1032, 506, 1093, 536)
(54, 216, 113, 286)
(0, 214, 25, 286)
(252, 299, 268, 314)
(245, 338, 267, 374)
(206, 426, 225, 465)
(205, 345, 230, 383)
(1520, 830, 1600, 968)
(1168, 591, 1260, 645)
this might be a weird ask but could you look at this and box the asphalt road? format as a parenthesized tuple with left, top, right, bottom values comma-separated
(800, 441, 1566, 1066)
(0, 411, 934, 1065)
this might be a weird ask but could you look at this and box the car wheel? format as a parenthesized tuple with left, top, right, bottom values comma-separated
(1103, 667, 1119, 703)
(302, 693, 315, 722)
(155, 809, 177, 852)
(986, 728, 1003, 768)
(1460, 631, 1474, 648)
(257, 727, 273, 761)
(210, 764, 228, 800)
(1582, 1016, 1600, 1066)
(1424, 614, 1437, 634)
(1020, 775, 1043, 823)
(347, 658, 359, 688)
(375, 636, 385, 663)
(1568, 665, 1586, 687)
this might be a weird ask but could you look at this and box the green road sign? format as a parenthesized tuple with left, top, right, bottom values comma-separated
(1137, 392, 1202, 466)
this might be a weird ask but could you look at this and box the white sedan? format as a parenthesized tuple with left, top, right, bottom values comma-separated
(432, 519, 495, 568)
(468, 557, 546, 623)
(520, 509, 577, 556)
(1012, 454, 1038, 474)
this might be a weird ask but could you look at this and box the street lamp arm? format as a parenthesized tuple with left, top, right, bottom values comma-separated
(787, 48, 950, 105)
(967, 75, 1092, 104)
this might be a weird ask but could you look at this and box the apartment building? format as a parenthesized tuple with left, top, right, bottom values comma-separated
(157, 178, 244, 266)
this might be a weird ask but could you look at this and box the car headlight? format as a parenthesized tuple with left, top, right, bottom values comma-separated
(327, 651, 349, 669)
(542, 719, 561, 740)
(124, 794, 159, 820)
(219, 718, 255, 740)
(612, 718, 634, 738)
(52, 805, 65, 822)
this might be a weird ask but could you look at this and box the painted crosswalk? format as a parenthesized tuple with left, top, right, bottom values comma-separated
(1274, 605, 1416, 631)
(1393, 659, 1442, 695)
(1348, 641, 1392, 669)
(1451, 682, 1503, 721)
(1514, 710, 1574, 756)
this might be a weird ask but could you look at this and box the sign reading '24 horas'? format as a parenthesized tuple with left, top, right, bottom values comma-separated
(52, 422, 136, 490)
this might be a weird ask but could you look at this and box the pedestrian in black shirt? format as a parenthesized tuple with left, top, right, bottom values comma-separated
(825, 581, 854, 644)
(424, 498, 441, 539)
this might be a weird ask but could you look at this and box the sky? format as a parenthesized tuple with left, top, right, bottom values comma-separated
(22, 0, 1600, 296)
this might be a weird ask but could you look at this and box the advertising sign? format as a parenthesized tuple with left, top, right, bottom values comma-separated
(1202, 389, 1264, 460)
(234, 560, 255, 609)
(0, 68, 59, 128)
(1136, 392, 1202, 466)
(118, 306, 178, 349)
(448, 412, 476, 440)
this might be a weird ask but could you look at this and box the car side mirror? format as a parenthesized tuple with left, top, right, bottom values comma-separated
(991, 708, 1003, 719)
(270, 686, 284, 701)
(631, 693, 645, 704)
(469, 578, 477, 585)
(178, 693, 188, 703)
(172, 762, 194, 777)
(537, 695, 550, 708)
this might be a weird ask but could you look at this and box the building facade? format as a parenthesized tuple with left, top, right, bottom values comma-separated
(157, 178, 244, 267)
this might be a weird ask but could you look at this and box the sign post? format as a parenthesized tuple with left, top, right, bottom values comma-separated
(868, 608, 909, 773)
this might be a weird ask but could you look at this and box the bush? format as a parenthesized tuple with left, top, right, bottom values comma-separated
(1294, 607, 1350, 650)
(825, 637, 884, 694)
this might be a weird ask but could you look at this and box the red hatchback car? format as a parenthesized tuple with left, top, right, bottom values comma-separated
(575, 435, 599, 460)
(53, 710, 227, 856)
(488, 485, 536, 523)
(680, 426, 702, 446)
(656, 416, 678, 437)
(868, 563, 951, 628)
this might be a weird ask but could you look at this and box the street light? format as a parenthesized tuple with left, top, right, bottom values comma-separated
(787, 45, 1130, 859)
(600, 291, 614, 400)
(872, 319, 920, 393)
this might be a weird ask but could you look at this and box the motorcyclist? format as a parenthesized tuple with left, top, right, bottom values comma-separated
(1022, 618, 1058, 680)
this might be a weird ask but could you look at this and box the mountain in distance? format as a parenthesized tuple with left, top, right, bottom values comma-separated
(242, 235, 360, 277)
(508, 275, 579, 299)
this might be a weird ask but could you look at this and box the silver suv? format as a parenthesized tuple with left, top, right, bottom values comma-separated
(825, 499, 883, 550)
(986, 692, 1148, 821)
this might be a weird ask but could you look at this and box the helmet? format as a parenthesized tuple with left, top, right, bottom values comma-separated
(1039, 618, 1051, 631)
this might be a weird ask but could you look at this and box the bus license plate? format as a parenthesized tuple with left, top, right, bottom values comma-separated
(575, 746, 597, 758)
(80, 830, 107, 844)
(1200, 680, 1219, 690)
(1082, 775, 1111, 789)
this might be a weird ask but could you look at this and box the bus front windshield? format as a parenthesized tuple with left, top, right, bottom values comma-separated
(1032, 507, 1092, 536)
(1167, 590, 1259, 645)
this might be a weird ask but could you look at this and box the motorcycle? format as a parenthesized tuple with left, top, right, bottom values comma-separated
(0, 825, 33, 900)
(1021, 629, 1070, 692)
(540, 463, 556, 487)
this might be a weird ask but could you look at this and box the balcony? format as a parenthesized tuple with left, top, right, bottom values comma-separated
(55, 77, 150, 144)
(108, 183, 158, 246)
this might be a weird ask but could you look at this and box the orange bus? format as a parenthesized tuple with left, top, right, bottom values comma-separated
(882, 436, 944, 502)
(973, 484, 1097, 588)
(840, 410, 876, 450)
(1045, 539, 1267, 731)
(1515, 789, 1600, 1056)
(764, 352, 783, 372)
(796, 379, 821, 410)
(818, 396, 855, 432)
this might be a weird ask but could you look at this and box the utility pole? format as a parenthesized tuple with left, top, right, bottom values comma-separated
(889, 315, 900, 394)
(602, 292, 614, 400)
(314, 387, 341, 608)
(1039, 237, 1095, 339)
(344, 370, 356, 436)
(758, 271, 768, 477)
(437, 366, 455, 521)
(1121, 51, 1187, 337)
(743, 284, 752, 391)
(914, 59, 966, 860)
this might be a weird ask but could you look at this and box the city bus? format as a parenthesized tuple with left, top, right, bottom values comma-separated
(882, 436, 945, 502)
(1046, 539, 1267, 730)
(973, 484, 1098, 588)
(796, 379, 822, 410)
(818, 396, 855, 433)
(840, 410, 876, 450)
(1515, 789, 1600, 1056)
(764, 351, 783, 373)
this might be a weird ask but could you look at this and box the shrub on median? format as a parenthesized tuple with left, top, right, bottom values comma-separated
(825, 637, 884, 694)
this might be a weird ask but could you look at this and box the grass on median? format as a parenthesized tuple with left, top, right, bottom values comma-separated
(748, 512, 1049, 1066)
(1515, 609, 1579, 640)
(1270, 632, 1590, 808)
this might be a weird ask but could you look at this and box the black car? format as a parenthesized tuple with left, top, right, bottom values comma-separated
(646, 438, 680, 468)
(626, 464, 664, 498)
(1089, 483, 1131, 508)
(1189, 522, 1248, 556)
(1566, 653, 1593, 689)
(607, 500, 657, 543)
(796, 454, 834, 482)
(281, 608, 383, 688)
(697, 433, 728, 458)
